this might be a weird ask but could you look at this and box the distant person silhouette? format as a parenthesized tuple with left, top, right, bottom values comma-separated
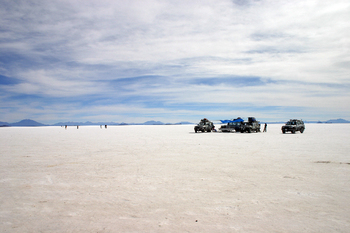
(263, 123, 267, 132)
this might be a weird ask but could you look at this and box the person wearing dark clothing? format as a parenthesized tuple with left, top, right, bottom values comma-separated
(263, 123, 267, 132)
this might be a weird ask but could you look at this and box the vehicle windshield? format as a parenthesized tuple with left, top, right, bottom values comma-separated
(199, 122, 211, 125)
(286, 121, 296, 125)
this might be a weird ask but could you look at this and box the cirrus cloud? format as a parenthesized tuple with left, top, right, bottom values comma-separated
(0, 0, 349, 123)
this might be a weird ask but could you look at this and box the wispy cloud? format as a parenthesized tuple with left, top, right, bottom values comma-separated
(0, 0, 349, 123)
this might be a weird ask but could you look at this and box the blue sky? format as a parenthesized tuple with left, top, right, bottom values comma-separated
(0, 0, 349, 124)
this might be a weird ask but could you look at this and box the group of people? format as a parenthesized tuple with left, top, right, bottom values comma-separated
(62, 125, 108, 129)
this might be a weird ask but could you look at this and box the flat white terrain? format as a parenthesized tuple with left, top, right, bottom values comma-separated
(0, 124, 349, 232)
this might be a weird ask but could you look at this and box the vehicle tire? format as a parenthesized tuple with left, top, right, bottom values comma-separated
(248, 128, 252, 133)
(292, 129, 296, 134)
(195, 129, 197, 133)
(300, 128, 304, 133)
(207, 129, 211, 132)
(282, 130, 286, 134)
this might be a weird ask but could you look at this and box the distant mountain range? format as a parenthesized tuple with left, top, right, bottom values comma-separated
(0, 119, 194, 127)
(0, 118, 349, 127)
(323, 119, 350, 123)
(261, 119, 350, 124)
(0, 119, 47, 127)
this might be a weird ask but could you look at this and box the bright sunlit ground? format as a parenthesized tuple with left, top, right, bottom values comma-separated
(1, 124, 349, 232)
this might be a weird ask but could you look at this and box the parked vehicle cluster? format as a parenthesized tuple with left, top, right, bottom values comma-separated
(194, 117, 305, 134)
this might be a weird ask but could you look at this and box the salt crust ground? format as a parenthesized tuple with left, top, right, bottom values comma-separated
(0, 124, 349, 232)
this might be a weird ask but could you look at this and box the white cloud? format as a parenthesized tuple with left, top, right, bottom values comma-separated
(0, 0, 349, 123)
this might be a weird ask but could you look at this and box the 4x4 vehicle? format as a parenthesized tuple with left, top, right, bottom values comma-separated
(281, 119, 305, 134)
(219, 117, 244, 132)
(194, 118, 215, 133)
(219, 117, 260, 133)
(241, 117, 261, 133)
